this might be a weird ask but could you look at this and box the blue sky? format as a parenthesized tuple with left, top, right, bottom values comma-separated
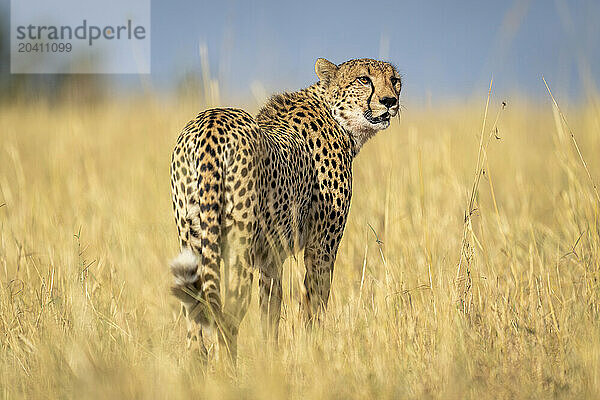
(4, 0, 600, 102)
(149, 0, 600, 103)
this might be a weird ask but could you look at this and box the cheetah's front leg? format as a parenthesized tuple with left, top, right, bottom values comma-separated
(258, 264, 283, 343)
(302, 238, 342, 324)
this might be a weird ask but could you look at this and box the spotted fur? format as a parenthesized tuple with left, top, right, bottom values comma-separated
(170, 58, 401, 361)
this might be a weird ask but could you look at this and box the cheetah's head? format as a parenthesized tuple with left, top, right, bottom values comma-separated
(315, 58, 401, 151)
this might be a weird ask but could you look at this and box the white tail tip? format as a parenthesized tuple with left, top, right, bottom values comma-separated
(170, 247, 199, 287)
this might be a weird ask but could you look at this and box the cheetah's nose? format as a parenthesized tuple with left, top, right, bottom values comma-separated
(379, 97, 397, 109)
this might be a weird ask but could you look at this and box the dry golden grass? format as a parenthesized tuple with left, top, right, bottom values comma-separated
(1, 91, 600, 399)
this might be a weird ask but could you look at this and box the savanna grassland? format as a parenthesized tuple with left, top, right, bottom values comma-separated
(1, 89, 599, 399)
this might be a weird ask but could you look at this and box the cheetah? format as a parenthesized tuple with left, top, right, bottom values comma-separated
(170, 58, 402, 361)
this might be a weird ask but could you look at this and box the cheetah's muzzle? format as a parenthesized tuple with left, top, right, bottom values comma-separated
(364, 110, 390, 124)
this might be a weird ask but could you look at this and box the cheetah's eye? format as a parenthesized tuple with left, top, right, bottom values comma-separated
(356, 76, 371, 85)
(391, 77, 400, 86)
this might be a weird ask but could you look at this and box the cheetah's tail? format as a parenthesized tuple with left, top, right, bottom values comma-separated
(170, 247, 200, 305)
(170, 145, 224, 330)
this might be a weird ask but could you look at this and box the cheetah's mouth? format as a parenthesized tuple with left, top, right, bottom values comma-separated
(364, 111, 390, 125)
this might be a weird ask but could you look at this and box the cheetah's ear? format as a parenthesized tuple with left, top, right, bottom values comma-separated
(315, 58, 338, 85)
